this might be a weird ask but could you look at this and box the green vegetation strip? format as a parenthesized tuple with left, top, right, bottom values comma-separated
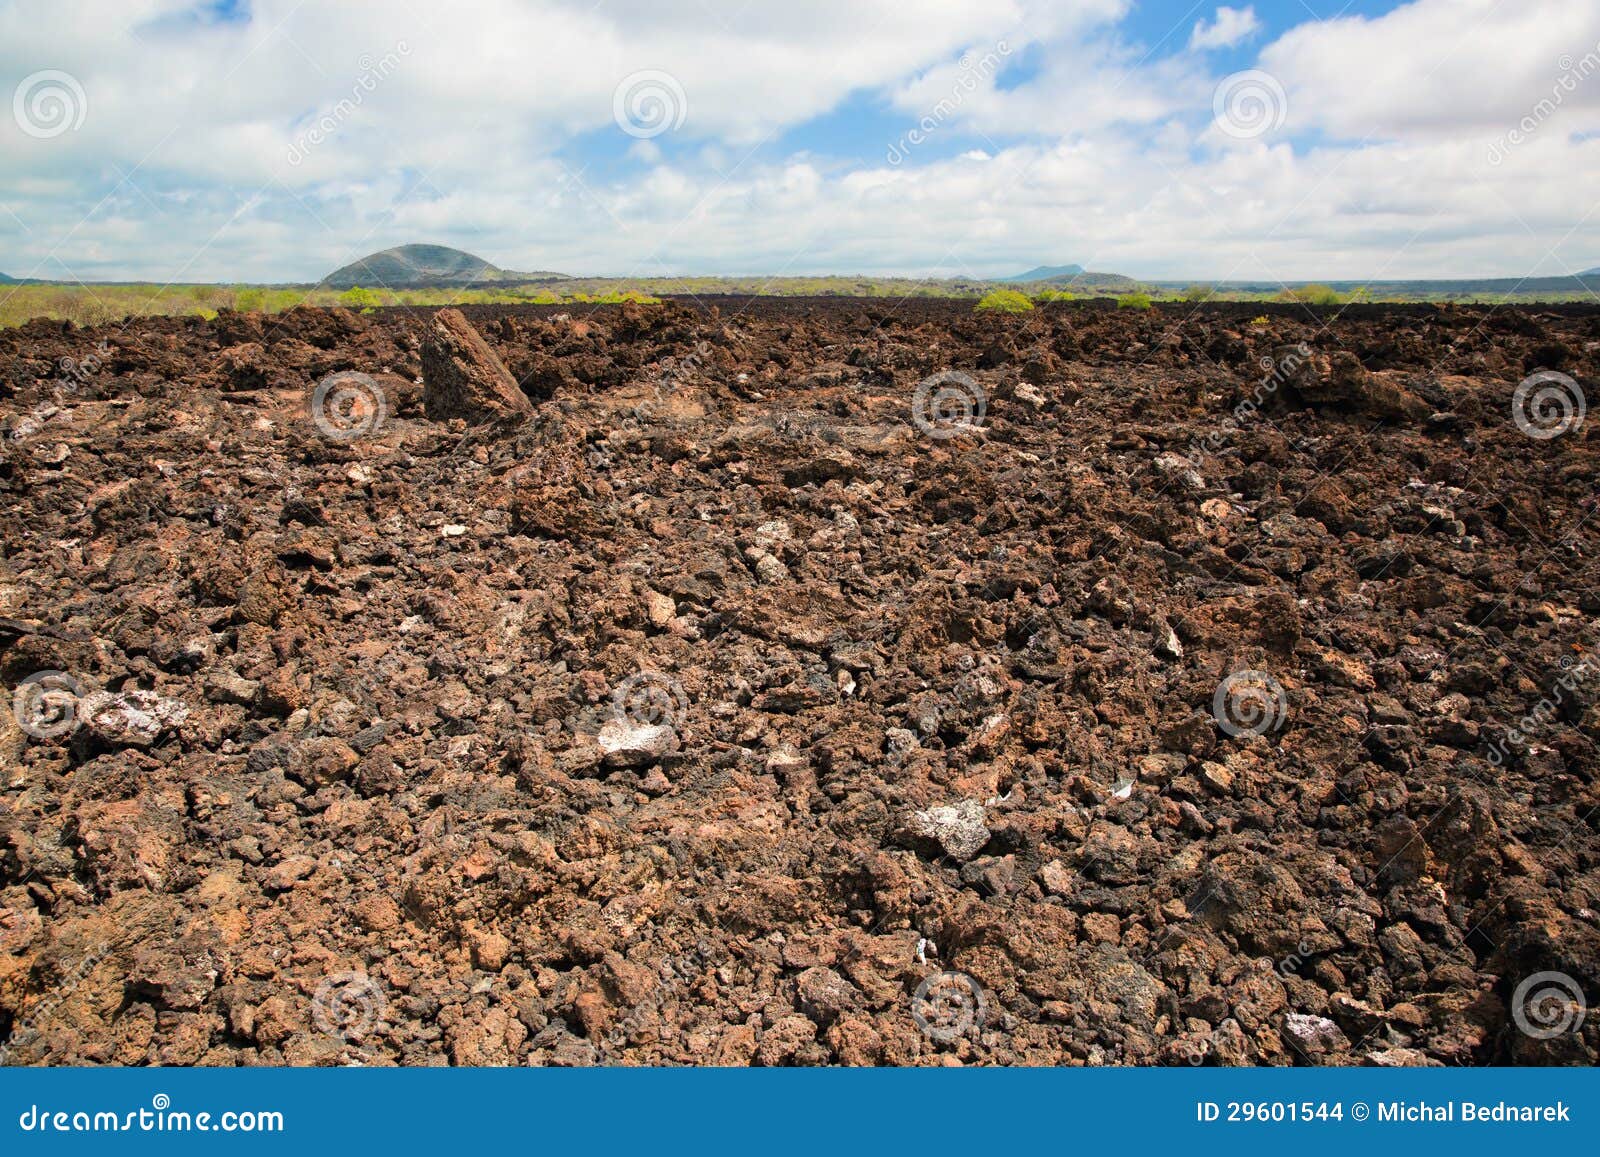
(3, 276, 1596, 329)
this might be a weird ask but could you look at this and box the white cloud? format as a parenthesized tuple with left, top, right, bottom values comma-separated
(0, 0, 1598, 284)
(1263, 0, 1600, 140)
(1189, 6, 1261, 52)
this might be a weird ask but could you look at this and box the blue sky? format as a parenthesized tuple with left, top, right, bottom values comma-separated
(2, 0, 1599, 283)
(581, 1, 1410, 184)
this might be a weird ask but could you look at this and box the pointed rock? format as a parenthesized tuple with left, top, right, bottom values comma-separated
(421, 308, 535, 425)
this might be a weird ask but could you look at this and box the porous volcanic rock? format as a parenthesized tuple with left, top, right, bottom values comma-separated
(1, 296, 1597, 1068)
(420, 307, 534, 425)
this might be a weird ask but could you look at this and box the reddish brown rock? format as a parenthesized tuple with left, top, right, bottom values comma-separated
(1, 299, 1596, 1070)
(420, 308, 535, 425)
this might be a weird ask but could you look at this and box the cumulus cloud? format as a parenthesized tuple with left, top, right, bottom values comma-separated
(0, 0, 1597, 283)
(1189, 6, 1261, 52)
(1263, 0, 1600, 140)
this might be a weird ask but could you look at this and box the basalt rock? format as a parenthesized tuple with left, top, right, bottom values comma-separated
(1, 298, 1597, 1068)
(420, 307, 535, 425)
(1273, 345, 1431, 421)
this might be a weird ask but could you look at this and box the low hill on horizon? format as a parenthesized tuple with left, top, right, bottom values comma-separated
(1001, 263, 1086, 282)
(994, 264, 1139, 293)
(321, 244, 568, 289)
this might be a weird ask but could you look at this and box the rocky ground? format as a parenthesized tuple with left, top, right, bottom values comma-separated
(0, 296, 1597, 1066)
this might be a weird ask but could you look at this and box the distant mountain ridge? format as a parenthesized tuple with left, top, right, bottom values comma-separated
(1002, 264, 1086, 282)
(321, 244, 568, 288)
(994, 264, 1140, 293)
(323, 244, 497, 287)
(1581, 266, 1600, 277)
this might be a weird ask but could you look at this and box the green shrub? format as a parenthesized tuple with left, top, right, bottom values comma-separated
(1182, 284, 1215, 303)
(1117, 292, 1153, 310)
(338, 286, 386, 310)
(1033, 288, 1076, 304)
(1277, 284, 1343, 306)
(975, 289, 1034, 313)
(581, 289, 661, 305)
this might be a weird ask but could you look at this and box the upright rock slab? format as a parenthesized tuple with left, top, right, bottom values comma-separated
(421, 308, 535, 425)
